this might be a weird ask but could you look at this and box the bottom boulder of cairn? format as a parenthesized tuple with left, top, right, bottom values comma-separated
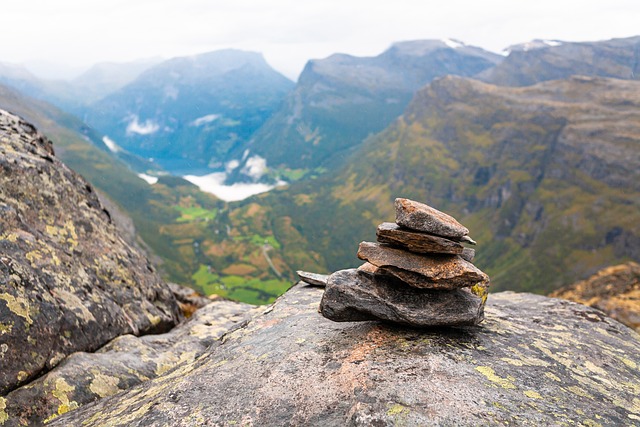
(313, 198, 490, 328)
(319, 269, 486, 326)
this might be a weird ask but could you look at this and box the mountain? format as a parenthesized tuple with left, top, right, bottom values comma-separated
(208, 75, 640, 296)
(69, 58, 162, 105)
(480, 35, 640, 86)
(0, 62, 62, 103)
(233, 40, 501, 177)
(0, 58, 159, 113)
(550, 262, 640, 332)
(83, 50, 294, 174)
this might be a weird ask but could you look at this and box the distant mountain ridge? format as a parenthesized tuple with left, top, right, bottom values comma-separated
(480, 36, 640, 86)
(83, 49, 294, 174)
(0, 58, 160, 113)
(234, 40, 501, 177)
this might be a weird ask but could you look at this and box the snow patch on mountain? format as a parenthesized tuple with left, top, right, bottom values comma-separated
(442, 39, 464, 49)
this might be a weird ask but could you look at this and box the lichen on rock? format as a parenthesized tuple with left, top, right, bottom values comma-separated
(48, 285, 640, 426)
(0, 109, 182, 398)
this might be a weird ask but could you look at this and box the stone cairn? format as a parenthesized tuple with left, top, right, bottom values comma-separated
(298, 198, 490, 327)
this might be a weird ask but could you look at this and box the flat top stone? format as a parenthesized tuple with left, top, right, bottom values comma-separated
(395, 198, 469, 239)
(377, 222, 464, 255)
(358, 242, 487, 288)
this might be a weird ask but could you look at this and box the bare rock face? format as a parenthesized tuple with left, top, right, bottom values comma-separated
(1, 299, 255, 426)
(376, 222, 464, 254)
(49, 284, 640, 427)
(395, 198, 470, 239)
(357, 242, 487, 289)
(0, 110, 181, 396)
(320, 269, 485, 326)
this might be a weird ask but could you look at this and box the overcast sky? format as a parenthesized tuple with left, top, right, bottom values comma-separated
(2, 0, 639, 80)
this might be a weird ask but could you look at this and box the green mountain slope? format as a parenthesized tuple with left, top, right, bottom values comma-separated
(215, 75, 640, 294)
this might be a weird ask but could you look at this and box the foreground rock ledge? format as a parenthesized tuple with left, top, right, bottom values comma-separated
(50, 285, 640, 426)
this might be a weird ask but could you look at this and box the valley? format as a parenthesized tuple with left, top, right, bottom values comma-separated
(0, 36, 638, 304)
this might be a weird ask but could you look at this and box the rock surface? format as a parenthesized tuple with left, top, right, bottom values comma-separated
(357, 242, 487, 289)
(168, 283, 215, 318)
(0, 110, 181, 395)
(376, 222, 464, 254)
(461, 247, 475, 262)
(395, 198, 470, 239)
(1, 299, 255, 426)
(320, 269, 485, 326)
(550, 262, 640, 332)
(50, 284, 640, 427)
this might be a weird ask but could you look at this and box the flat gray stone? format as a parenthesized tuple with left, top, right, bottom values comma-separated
(296, 270, 329, 287)
(461, 247, 475, 262)
(395, 198, 469, 239)
(319, 269, 485, 326)
(358, 242, 488, 289)
(376, 222, 464, 255)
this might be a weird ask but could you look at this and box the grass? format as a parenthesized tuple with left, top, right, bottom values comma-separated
(191, 264, 292, 305)
(175, 206, 217, 223)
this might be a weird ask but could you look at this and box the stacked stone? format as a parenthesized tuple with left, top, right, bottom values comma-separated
(317, 198, 490, 327)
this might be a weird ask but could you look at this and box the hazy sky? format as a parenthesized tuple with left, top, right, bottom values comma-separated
(2, 0, 639, 80)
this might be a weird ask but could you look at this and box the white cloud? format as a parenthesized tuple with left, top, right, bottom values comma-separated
(225, 159, 240, 173)
(183, 171, 278, 202)
(138, 173, 158, 184)
(102, 136, 120, 153)
(241, 155, 268, 180)
(191, 114, 220, 126)
(126, 115, 160, 136)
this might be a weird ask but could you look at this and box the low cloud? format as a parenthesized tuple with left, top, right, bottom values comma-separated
(191, 114, 220, 127)
(126, 115, 160, 136)
(183, 172, 276, 202)
(241, 155, 268, 180)
(102, 136, 120, 153)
